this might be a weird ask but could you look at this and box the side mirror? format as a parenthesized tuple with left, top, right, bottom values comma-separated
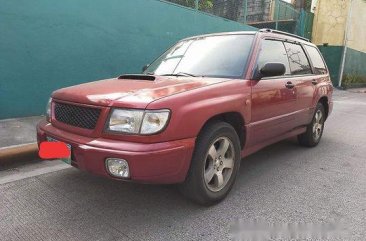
(142, 64, 149, 73)
(255, 63, 286, 80)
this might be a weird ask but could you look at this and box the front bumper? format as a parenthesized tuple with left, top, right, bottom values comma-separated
(37, 120, 195, 184)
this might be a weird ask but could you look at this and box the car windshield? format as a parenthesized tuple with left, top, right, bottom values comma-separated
(144, 34, 254, 79)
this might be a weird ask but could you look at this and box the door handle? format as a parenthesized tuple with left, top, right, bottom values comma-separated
(285, 81, 295, 89)
(312, 80, 318, 85)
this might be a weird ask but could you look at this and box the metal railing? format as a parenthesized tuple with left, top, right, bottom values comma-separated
(162, 0, 314, 40)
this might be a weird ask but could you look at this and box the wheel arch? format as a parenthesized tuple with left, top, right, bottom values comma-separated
(197, 112, 246, 150)
(318, 96, 329, 120)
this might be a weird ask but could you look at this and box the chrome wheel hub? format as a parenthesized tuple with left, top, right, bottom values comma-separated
(313, 110, 324, 140)
(203, 137, 235, 192)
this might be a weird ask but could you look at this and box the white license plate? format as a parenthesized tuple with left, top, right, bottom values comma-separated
(46, 136, 72, 164)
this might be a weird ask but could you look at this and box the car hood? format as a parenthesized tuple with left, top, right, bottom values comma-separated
(52, 75, 229, 108)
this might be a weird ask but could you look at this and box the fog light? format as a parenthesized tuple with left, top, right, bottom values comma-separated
(105, 158, 130, 178)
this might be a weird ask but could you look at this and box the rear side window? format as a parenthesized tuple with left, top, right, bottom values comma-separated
(284, 42, 312, 75)
(304, 45, 327, 75)
(257, 39, 290, 75)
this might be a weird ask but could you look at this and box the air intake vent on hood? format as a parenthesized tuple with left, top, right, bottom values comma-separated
(118, 74, 156, 81)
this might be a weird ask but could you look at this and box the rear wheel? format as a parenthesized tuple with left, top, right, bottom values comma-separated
(298, 102, 325, 147)
(180, 122, 241, 205)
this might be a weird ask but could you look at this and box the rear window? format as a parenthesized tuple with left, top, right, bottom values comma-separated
(304, 45, 327, 75)
(284, 42, 312, 75)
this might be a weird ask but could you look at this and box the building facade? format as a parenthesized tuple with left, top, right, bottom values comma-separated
(312, 0, 366, 87)
(212, 0, 272, 23)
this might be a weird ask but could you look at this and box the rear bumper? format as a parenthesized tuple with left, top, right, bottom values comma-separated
(37, 120, 195, 184)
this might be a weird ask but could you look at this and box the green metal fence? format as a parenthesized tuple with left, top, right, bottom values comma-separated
(163, 0, 314, 40)
(296, 9, 314, 40)
(274, 0, 299, 21)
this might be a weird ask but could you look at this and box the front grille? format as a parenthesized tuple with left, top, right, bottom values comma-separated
(54, 102, 101, 130)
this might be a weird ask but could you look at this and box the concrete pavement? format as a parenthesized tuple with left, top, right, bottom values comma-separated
(0, 90, 365, 240)
(0, 116, 43, 164)
(0, 116, 43, 148)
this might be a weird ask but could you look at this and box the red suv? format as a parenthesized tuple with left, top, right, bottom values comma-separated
(37, 29, 333, 205)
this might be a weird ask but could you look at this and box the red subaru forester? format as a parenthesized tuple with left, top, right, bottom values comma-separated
(37, 29, 333, 205)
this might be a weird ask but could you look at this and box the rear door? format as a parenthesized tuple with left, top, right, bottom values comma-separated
(283, 42, 315, 127)
(250, 39, 298, 145)
(302, 45, 329, 124)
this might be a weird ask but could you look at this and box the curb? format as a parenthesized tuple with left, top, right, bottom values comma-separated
(0, 143, 39, 165)
(348, 89, 366, 93)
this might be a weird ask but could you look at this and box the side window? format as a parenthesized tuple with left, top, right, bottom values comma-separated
(284, 42, 312, 75)
(304, 45, 327, 75)
(257, 39, 291, 75)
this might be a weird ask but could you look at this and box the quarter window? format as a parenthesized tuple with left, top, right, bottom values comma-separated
(257, 39, 290, 75)
(284, 42, 312, 75)
(304, 45, 327, 75)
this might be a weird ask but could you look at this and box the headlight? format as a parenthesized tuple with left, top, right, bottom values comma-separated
(107, 109, 170, 134)
(46, 98, 52, 121)
(108, 109, 144, 133)
(140, 110, 170, 134)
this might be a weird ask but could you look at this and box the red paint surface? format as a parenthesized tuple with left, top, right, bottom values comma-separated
(38, 141, 70, 159)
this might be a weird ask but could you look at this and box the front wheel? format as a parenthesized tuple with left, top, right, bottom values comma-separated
(180, 122, 241, 205)
(298, 102, 326, 147)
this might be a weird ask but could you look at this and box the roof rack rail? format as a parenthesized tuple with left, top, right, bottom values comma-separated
(258, 28, 309, 42)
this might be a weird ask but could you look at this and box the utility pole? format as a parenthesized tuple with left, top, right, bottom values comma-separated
(275, 0, 279, 30)
(195, 0, 199, 10)
(242, 0, 248, 24)
(338, 0, 354, 87)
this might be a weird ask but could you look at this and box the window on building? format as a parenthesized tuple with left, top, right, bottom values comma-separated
(257, 39, 291, 75)
(304, 45, 327, 75)
(284, 42, 312, 75)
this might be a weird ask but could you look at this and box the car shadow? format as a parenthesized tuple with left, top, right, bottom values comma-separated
(40, 138, 302, 208)
(34, 137, 318, 239)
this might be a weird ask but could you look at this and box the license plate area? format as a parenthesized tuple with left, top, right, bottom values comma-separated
(46, 136, 73, 164)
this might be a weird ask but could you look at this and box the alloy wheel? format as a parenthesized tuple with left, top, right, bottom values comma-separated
(313, 110, 324, 141)
(203, 137, 235, 192)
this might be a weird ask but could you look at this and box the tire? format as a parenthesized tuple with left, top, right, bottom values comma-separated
(298, 102, 326, 147)
(180, 121, 241, 205)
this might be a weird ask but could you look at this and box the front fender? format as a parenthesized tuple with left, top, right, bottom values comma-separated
(147, 80, 252, 141)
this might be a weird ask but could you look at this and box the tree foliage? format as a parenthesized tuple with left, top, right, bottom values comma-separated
(167, 0, 213, 11)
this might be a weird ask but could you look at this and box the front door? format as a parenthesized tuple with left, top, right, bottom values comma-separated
(249, 39, 298, 145)
(250, 78, 297, 145)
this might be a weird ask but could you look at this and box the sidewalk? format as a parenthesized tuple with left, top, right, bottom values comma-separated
(347, 88, 366, 93)
(0, 116, 43, 164)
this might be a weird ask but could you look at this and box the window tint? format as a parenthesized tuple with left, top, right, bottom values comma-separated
(257, 39, 290, 75)
(284, 42, 312, 75)
(304, 45, 327, 74)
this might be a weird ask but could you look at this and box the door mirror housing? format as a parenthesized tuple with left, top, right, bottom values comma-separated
(142, 64, 149, 73)
(255, 62, 286, 80)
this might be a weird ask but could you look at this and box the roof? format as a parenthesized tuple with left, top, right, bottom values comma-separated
(258, 28, 310, 42)
(182, 28, 310, 44)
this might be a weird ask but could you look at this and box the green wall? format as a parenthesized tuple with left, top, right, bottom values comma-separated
(317, 45, 366, 87)
(344, 47, 366, 76)
(317, 45, 344, 86)
(0, 0, 256, 119)
(342, 47, 366, 87)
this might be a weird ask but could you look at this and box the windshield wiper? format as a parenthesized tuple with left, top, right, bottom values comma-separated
(161, 72, 198, 77)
